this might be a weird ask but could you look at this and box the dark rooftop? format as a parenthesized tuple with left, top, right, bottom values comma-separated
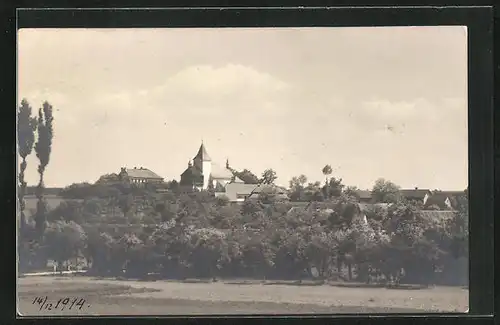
(125, 167, 163, 180)
(400, 188, 431, 199)
(193, 143, 211, 162)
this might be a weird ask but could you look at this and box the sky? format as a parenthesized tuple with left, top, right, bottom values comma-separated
(17, 27, 468, 190)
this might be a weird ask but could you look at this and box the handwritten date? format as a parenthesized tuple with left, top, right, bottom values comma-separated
(32, 296, 91, 311)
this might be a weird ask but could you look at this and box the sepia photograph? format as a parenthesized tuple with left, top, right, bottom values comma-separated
(17, 26, 469, 315)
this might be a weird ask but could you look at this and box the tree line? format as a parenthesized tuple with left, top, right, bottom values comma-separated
(18, 99, 54, 238)
(17, 99, 468, 287)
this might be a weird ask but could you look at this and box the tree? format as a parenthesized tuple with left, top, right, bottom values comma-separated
(95, 173, 120, 184)
(184, 227, 230, 279)
(322, 165, 333, 183)
(207, 175, 215, 194)
(258, 187, 280, 205)
(17, 99, 38, 231)
(167, 180, 180, 193)
(18, 221, 43, 272)
(322, 165, 333, 197)
(260, 169, 277, 185)
(34, 101, 54, 236)
(157, 201, 178, 222)
(60, 182, 95, 199)
(343, 186, 360, 200)
(44, 221, 87, 272)
(118, 194, 134, 218)
(241, 199, 263, 216)
(47, 200, 84, 223)
(85, 230, 116, 275)
(117, 233, 146, 276)
(233, 169, 260, 184)
(427, 204, 441, 211)
(371, 178, 402, 203)
(379, 200, 445, 285)
(363, 203, 388, 222)
(323, 177, 344, 199)
(304, 181, 324, 202)
(448, 193, 468, 258)
(236, 229, 276, 278)
(289, 175, 308, 201)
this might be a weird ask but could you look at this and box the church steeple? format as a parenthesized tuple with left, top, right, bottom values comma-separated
(193, 141, 212, 162)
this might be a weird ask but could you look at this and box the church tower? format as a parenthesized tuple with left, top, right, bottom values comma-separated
(193, 141, 212, 189)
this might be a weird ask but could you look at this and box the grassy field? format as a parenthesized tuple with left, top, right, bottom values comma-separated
(17, 276, 468, 316)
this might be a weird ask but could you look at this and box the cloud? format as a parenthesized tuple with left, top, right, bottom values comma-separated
(350, 97, 466, 136)
(147, 64, 291, 115)
(18, 90, 79, 126)
(361, 98, 437, 122)
(155, 64, 290, 95)
(90, 64, 292, 125)
(19, 89, 67, 108)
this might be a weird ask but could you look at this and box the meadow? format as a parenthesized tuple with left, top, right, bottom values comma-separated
(18, 276, 468, 316)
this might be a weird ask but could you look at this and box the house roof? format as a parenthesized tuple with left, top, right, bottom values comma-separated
(425, 191, 465, 209)
(401, 188, 431, 199)
(355, 190, 372, 200)
(125, 168, 163, 180)
(251, 184, 288, 195)
(437, 190, 465, 197)
(193, 143, 211, 162)
(217, 183, 289, 202)
(425, 192, 451, 209)
(220, 183, 259, 201)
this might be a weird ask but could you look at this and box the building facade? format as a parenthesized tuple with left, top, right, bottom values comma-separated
(180, 142, 244, 191)
(118, 167, 164, 185)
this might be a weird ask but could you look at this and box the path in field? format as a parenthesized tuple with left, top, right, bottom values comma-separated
(18, 276, 468, 315)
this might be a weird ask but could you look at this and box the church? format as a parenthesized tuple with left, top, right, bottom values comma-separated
(179, 142, 245, 191)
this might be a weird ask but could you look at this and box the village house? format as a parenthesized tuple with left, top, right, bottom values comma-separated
(400, 187, 432, 204)
(424, 190, 465, 210)
(216, 182, 257, 202)
(118, 167, 164, 185)
(219, 183, 289, 202)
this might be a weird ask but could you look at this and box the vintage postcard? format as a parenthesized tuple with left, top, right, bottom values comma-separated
(17, 26, 468, 315)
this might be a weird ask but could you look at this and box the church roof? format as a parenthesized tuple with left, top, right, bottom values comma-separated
(211, 163, 233, 179)
(193, 143, 211, 161)
(181, 165, 203, 178)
